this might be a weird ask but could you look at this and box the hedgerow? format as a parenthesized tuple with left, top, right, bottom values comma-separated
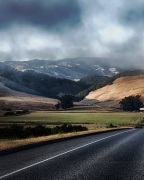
(0, 124, 88, 139)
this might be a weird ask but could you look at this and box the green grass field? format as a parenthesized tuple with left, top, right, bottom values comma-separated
(0, 111, 143, 124)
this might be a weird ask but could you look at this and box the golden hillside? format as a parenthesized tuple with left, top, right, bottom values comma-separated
(81, 74, 144, 107)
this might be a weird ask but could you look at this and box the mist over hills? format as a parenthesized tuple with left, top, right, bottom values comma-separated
(4, 57, 126, 81)
(0, 63, 88, 99)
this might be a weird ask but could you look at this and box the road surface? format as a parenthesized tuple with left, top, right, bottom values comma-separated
(1, 129, 144, 180)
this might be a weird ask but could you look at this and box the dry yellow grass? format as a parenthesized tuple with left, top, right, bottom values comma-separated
(0, 82, 58, 110)
(0, 127, 133, 151)
(82, 74, 144, 107)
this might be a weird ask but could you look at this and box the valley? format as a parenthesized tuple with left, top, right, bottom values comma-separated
(0, 59, 144, 152)
(0, 58, 144, 111)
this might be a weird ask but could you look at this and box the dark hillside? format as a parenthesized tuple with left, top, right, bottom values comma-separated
(0, 63, 87, 98)
(79, 74, 108, 86)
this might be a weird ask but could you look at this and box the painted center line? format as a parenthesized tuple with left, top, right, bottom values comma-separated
(0, 129, 134, 179)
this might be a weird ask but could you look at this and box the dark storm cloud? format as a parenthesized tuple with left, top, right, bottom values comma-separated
(1, 0, 144, 67)
(104, 35, 144, 68)
(0, 0, 81, 31)
(119, 2, 144, 28)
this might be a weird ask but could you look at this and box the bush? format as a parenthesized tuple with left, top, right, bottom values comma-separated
(31, 125, 48, 137)
(52, 124, 88, 134)
(135, 124, 144, 128)
(15, 110, 30, 115)
(2, 108, 12, 111)
(4, 111, 15, 116)
(106, 124, 117, 128)
(0, 124, 88, 139)
(0, 124, 25, 139)
(22, 110, 30, 114)
(16, 111, 23, 115)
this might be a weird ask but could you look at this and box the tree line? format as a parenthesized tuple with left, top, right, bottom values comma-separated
(0, 124, 88, 139)
(119, 95, 143, 111)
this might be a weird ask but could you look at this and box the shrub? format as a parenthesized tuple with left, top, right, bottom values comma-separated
(0, 124, 88, 139)
(135, 124, 144, 128)
(22, 110, 30, 114)
(15, 110, 29, 115)
(4, 111, 15, 116)
(16, 111, 23, 115)
(0, 124, 25, 139)
(2, 108, 12, 111)
(106, 124, 117, 128)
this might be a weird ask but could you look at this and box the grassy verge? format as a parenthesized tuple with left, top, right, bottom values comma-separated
(0, 111, 139, 151)
(0, 127, 132, 151)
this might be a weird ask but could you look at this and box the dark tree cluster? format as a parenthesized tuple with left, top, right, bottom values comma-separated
(4, 110, 30, 116)
(0, 124, 88, 139)
(119, 95, 143, 111)
(55, 95, 74, 110)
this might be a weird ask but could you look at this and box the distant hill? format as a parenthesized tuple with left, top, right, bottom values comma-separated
(0, 63, 88, 99)
(79, 74, 108, 86)
(4, 57, 126, 80)
(75, 70, 144, 101)
(0, 61, 143, 109)
(81, 72, 144, 108)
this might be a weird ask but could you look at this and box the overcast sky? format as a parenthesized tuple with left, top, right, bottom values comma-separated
(0, 0, 144, 67)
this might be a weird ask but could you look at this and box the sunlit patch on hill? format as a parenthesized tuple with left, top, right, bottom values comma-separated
(81, 74, 144, 108)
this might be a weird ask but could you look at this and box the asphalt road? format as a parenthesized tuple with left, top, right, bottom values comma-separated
(1, 129, 144, 180)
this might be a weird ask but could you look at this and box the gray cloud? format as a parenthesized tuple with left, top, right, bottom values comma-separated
(0, 0, 144, 68)
(103, 35, 144, 68)
(0, 0, 81, 31)
(118, 1, 144, 30)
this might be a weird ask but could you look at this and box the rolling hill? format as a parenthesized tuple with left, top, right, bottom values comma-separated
(0, 63, 88, 99)
(81, 74, 144, 108)
(1, 61, 143, 110)
(0, 81, 58, 110)
(79, 74, 108, 86)
(4, 57, 125, 80)
(76, 70, 144, 101)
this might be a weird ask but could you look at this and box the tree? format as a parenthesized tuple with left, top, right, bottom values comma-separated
(59, 95, 74, 109)
(119, 95, 143, 111)
(55, 102, 61, 110)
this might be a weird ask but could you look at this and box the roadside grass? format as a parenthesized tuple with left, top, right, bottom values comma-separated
(0, 111, 140, 150)
(0, 111, 143, 124)
(0, 127, 131, 151)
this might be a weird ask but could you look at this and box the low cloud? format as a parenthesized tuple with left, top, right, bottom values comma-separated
(0, 0, 144, 68)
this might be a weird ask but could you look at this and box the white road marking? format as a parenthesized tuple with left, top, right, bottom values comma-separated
(0, 129, 135, 179)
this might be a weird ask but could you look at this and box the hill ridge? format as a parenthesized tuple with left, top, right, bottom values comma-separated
(4, 57, 126, 80)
